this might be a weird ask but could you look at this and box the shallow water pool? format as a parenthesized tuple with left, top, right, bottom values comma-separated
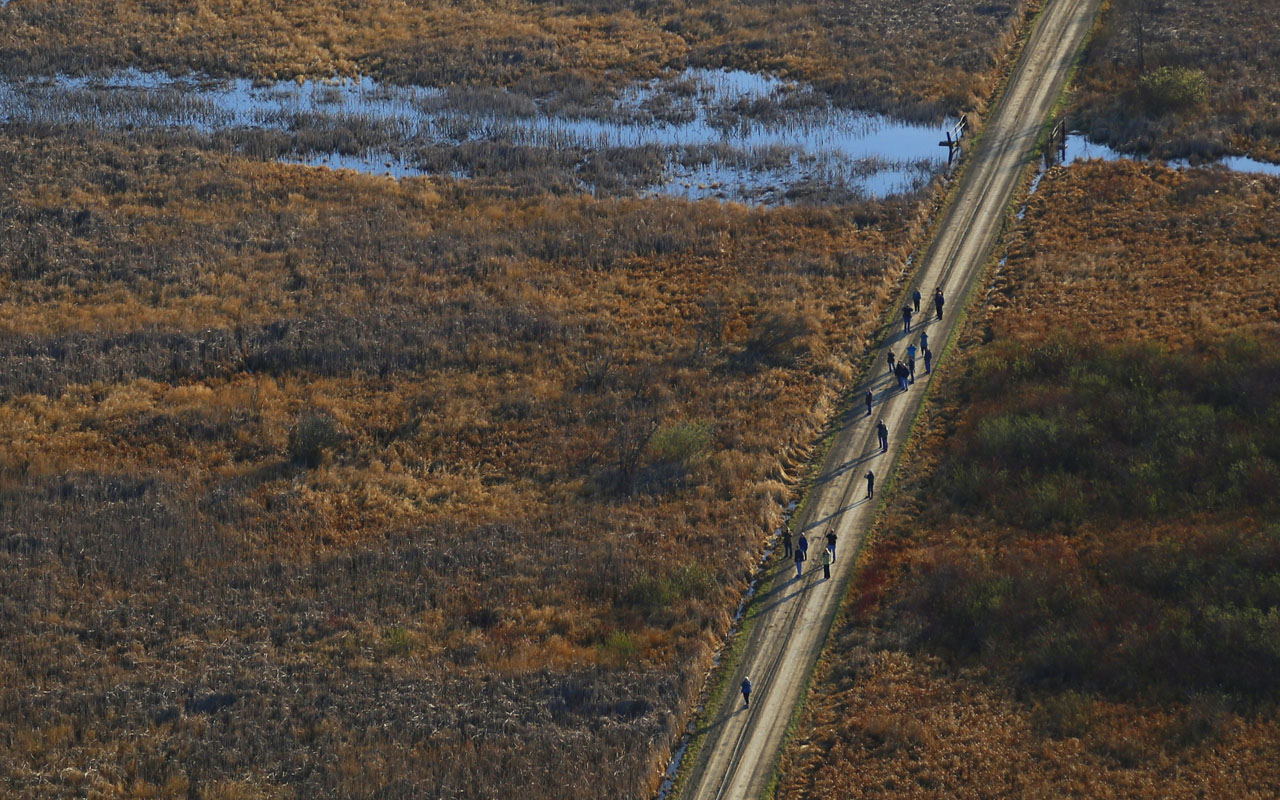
(0, 68, 957, 204)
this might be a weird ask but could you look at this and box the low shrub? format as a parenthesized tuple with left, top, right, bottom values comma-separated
(287, 411, 342, 467)
(1138, 66, 1208, 116)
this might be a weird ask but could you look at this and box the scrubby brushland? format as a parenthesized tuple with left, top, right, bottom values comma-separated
(774, 161, 1280, 798)
(0, 127, 933, 797)
(0, 0, 1038, 120)
(1070, 0, 1280, 160)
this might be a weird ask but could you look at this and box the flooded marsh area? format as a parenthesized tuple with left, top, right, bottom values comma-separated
(0, 68, 952, 204)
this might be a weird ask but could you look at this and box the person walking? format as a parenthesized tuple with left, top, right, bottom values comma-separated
(865, 389, 874, 417)
(924, 346, 933, 374)
(902, 305, 913, 334)
(794, 545, 805, 580)
(907, 355, 916, 383)
(934, 287, 945, 321)
(822, 548, 832, 580)
(741, 676, 752, 708)
(865, 469, 875, 499)
(797, 532, 809, 559)
(825, 529, 837, 563)
(887, 351, 896, 375)
(877, 419, 888, 452)
(912, 288, 922, 314)
(781, 529, 792, 558)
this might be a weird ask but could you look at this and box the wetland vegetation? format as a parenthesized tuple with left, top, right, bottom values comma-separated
(1071, 0, 1280, 161)
(0, 0, 1060, 796)
(0, 0, 1037, 120)
(0, 129, 928, 797)
(775, 160, 1280, 799)
(0, 68, 949, 204)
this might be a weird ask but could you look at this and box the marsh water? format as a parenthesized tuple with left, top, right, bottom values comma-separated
(7, 68, 1272, 205)
(1060, 133, 1280, 175)
(0, 69, 955, 204)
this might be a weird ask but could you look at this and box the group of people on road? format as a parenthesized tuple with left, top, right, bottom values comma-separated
(781, 285, 946, 586)
(889, 332, 933, 393)
(867, 287, 942, 498)
(903, 286, 943, 333)
(890, 287, 941, 394)
(780, 527, 838, 581)
(748, 287, 947, 713)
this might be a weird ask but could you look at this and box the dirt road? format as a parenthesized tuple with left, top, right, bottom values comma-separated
(674, 1, 1102, 797)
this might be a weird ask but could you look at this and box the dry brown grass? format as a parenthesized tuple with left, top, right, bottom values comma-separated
(0, 128, 936, 797)
(775, 161, 1280, 798)
(995, 160, 1280, 346)
(782, 644, 1280, 799)
(0, 0, 1038, 119)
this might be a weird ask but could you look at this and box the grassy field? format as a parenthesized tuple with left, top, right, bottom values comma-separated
(773, 161, 1280, 798)
(0, 127, 932, 797)
(0, 0, 1037, 120)
(1070, 0, 1280, 160)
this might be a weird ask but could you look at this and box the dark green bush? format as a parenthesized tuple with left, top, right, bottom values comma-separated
(622, 562, 715, 619)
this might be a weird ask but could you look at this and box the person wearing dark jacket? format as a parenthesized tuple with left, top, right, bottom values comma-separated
(865, 469, 875, 499)
(895, 362, 910, 392)
(793, 545, 805, 579)
(924, 347, 933, 374)
(902, 305, 913, 334)
(825, 529, 837, 563)
(934, 287, 945, 320)
(781, 529, 792, 558)
(912, 288, 922, 314)
(741, 676, 752, 708)
(877, 419, 889, 452)
(865, 389, 874, 417)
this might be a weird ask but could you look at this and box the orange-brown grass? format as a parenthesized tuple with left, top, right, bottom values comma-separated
(0, 128, 934, 797)
(0, 0, 1038, 119)
(783, 642, 1280, 798)
(1071, 0, 1280, 160)
(775, 161, 1280, 798)
(995, 160, 1280, 346)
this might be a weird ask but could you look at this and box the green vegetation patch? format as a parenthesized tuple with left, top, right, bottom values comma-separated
(898, 335, 1280, 701)
(941, 337, 1280, 528)
(899, 523, 1280, 700)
